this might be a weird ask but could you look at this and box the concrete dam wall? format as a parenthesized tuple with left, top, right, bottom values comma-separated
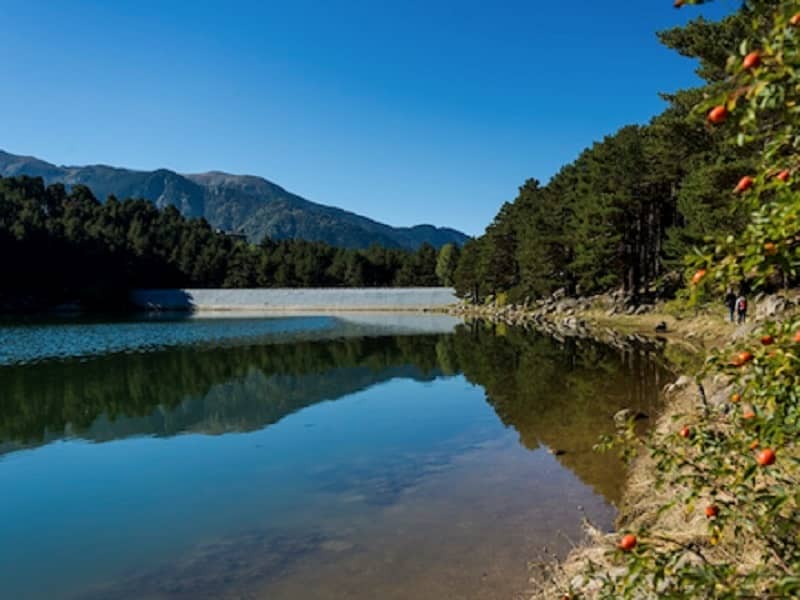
(131, 288, 459, 312)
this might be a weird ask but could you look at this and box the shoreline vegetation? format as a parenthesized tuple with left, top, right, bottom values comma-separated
(446, 1, 800, 595)
(445, 288, 799, 599)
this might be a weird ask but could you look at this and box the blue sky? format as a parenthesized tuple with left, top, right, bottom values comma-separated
(1, 0, 737, 236)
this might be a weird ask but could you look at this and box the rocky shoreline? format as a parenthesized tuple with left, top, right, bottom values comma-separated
(447, 288, 800, 598)
(448, 287, 798, 341)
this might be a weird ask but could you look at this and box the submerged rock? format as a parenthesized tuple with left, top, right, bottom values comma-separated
(613, 409, 649, 424)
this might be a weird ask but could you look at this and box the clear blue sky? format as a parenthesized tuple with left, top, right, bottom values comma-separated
(1, 0, 738, 236)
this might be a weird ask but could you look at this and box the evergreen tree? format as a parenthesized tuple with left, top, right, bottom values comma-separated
(0, 175, 446, 310)
(435, 243, 460, 286)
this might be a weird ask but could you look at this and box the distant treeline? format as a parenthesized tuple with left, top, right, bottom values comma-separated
(0, 176, 461, 309)
(453, 7, 783, 303)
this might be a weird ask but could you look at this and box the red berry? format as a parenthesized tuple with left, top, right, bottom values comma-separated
(757, 448, 776, 466)
(791, 13, 800, 26)
(734, 176, 755, 193)
(732, 351, 754, 367)
(679, 426, 691, 439)
(619, 534, 637, 551)
(761, 335, 775, 346)
(776, 169, 790, 182)
(691, 269, 707, 285)
(743, 51, 761, 70)
(705, 505, 719, 518)
(707, 106, 728, 125)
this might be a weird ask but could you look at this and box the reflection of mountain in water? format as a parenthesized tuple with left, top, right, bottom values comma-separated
(0, 335, 448, 450)
(87, 365, 437, 441)
(0, 321, 670, 505)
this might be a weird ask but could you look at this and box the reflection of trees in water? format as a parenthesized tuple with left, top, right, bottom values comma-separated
(0, 324, 668, 504)
(449, 322, 669, 503)
(0, 336, 445, 445)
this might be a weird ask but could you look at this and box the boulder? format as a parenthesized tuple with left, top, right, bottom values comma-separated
(756, 294, 793, 319)
(708, 385, 735, 407)
(563, 316, 578, 329)
(555, 298, 577, 313)
(613, 408, 649, 425)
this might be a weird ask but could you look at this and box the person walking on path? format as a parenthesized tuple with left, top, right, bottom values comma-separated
(725, 289, 737, 323)
(736, 294, 748, 324)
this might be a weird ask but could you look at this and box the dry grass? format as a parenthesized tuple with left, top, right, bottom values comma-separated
(527, 303, 798, 599)
(529, 377, 752, 599)
(529, 378, 698, 598)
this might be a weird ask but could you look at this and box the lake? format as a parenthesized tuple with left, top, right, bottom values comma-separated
(0, 313, 669, 599)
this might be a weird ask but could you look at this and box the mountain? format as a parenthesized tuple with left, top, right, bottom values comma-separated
(0, 150, 468, 250)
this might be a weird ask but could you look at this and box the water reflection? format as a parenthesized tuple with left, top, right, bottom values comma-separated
(0, 317, 670, 600)
(453, 323, 667, 503)
(0, 320, 666, 506)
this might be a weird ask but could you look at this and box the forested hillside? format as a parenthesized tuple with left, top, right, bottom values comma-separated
(0, 176, 459, 310)
(454, 6, 772, 303)
(0, 150, 468, 250)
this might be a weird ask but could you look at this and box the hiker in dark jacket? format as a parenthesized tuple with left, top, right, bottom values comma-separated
(737, 295, 748, 324)
(725, 289, 737, 323)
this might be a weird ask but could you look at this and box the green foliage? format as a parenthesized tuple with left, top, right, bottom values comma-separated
(563, 1, 800, 597)
(435, 243, 460, 286)
(515, 179, 572, 297)
(658, 10, 748, 81)
(452, 5, 779, 303)
(0, 176, 442, 309)
(453, 237, 485, 302)
(663, 160, 755, 265)
(687, 2, 800, 293)
(480, 202, 520, 293)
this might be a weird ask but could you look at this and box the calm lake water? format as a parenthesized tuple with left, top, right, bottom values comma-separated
(0, 313, 669, 599)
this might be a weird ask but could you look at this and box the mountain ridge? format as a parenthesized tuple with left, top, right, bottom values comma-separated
(0, 149, 468, 250)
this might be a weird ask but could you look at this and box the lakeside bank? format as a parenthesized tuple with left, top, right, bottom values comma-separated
(446, 290, 800, 598)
